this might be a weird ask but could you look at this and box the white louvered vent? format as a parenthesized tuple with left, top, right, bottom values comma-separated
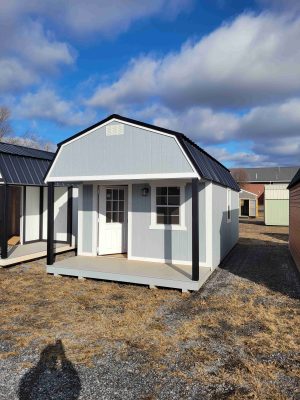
(106, 124, 124, 136)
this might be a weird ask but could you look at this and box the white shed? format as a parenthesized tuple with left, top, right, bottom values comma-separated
(264, 184, 289, 226)
(239, 189, 257, 218)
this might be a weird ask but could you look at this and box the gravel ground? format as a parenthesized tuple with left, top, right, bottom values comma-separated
(0, 219, 299, 400)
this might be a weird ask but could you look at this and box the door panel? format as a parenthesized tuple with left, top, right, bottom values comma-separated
(249, 199, 256, 217)
(98, 186, 128, 255)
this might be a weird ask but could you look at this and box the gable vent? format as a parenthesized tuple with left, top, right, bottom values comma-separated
(106, 123, 124, 136)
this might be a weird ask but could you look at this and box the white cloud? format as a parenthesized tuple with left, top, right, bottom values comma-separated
(0, 10, 75, 93)
(0, 59, 38, 92)
(87, 13, 300, 110)
(127, 97, 300, 166)
(205, 146, 274, 167)
(0, 1, 192, 37)
(16, 89, 96, 127)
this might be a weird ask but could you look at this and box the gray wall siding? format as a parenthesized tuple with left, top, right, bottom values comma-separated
(49, 122, 193, 178)
(212, 184, 239, 267)
(131, 182, 206, 263)
(81, 184, 94, 253)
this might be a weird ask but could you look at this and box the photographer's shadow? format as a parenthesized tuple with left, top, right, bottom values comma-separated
(19, 340, 81, 400)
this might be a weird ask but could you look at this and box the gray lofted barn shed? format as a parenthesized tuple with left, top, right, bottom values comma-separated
(45, 114, 240, 291)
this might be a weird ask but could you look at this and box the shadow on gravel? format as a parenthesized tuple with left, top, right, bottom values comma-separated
(264, 232, 289, 242)
(18, 340, 81, 400)
(219, 239, 300, 299)
(239, 218, 264, 225)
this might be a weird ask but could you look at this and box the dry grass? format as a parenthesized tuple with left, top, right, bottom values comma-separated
(0, 221, 299, 398)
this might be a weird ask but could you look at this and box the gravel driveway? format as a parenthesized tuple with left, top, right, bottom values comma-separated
(0, 219, 299, 400)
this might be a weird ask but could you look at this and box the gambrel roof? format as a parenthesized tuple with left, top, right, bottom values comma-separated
(47, 114, 239, 191)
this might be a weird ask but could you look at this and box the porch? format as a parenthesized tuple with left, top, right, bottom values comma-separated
(0, 242, 75, 267)
(47, 255, 212, 291)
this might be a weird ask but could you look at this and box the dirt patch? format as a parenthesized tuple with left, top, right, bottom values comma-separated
(0, 220, 299, 399)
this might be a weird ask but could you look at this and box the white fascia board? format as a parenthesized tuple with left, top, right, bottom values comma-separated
(46, 172, 198, 182)
(45, 117, 200, 183)
(240, 189, 258, 196)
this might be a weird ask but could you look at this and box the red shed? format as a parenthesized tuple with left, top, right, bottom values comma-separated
(288, 169, 300, 271)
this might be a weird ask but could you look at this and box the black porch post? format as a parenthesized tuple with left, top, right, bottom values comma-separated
(192, 178, 199, 281)
(67, 186, 73, 246)
(1, 184, 9, 259)
(47, 182, 55, 265)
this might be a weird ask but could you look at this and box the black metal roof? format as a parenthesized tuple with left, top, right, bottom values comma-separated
(0, 142, 54, 185)
(287, 168, 300, 189)
(54, 114, 239, 191)
(231, 166, 299, 183)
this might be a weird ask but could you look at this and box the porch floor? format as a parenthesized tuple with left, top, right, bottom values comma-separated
(47, 256, 212, 291)
(0, 242, 75, 267)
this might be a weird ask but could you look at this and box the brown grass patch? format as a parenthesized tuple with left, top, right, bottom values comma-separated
(0, 241, 299, 399)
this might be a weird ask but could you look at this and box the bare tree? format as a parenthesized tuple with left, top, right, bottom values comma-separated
(0, 106, 55, 151)
(0, 106, 12, 140)
(231, 168, 249, 189)
(4, 132, 55, 152)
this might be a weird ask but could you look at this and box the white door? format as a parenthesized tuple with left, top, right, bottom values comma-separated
(98, 186, 128, 255)
(249, 199, 256, 217)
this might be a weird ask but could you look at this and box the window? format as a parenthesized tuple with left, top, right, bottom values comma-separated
(227, 188, 231, 222)
(150, 184, 187, 230)
(106, 188, 125, 223)
(156, 187, 180, 225)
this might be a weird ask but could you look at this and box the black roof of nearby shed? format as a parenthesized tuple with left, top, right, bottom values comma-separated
(55, 114, 240, 191)
(231, 166, 299, 183)
(288, 168, 300, 189)
(0, 142, 54, 186)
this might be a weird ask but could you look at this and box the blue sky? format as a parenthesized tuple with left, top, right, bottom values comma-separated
(1, 0, 299, 167)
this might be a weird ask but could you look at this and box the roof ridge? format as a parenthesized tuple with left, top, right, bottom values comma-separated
(0, 141, 54, 155)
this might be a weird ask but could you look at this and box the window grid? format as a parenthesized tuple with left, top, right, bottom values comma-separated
(156, 187, 180, 225)
(106, 188, 125, 223)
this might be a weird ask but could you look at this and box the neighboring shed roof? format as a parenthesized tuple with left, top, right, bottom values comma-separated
(0, 142, 54, 185)
(52, 114, 240, 191)
(231, 166, 299, 183)
(239, 189, 257, 200)
(288, 168, 300, 189)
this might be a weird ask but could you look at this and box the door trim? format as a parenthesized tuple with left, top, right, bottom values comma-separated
(97, 185, 128, 255)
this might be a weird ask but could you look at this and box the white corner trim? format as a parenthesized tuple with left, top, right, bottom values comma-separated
(227, 188, 232, 223)
(205, 182, 213, 268)
(77, 184, 83, 255)
(127, 183, 132, 258)
(149, 182, 187, 231)
(92, 184, 98, 256)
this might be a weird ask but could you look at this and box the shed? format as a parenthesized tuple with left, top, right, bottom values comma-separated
(264, 184, 289, 226)
(0, 142, 77, 266)
(239, 189, 257, 218)
(288, 169, 300, 271)
(44, 114, 240, 292)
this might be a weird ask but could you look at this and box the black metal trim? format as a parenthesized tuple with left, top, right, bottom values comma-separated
(47, 182, 55, 265)
(0, 184, 9, 259)
(67, 186, 73, 246)
(192, 178, 199, 281)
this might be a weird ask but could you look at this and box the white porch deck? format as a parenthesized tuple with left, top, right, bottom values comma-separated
(0, 242, 75, 267)
(47, 256, 212, 291)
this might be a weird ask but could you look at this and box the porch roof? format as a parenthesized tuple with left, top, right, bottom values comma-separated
(0, 142, 54, 186)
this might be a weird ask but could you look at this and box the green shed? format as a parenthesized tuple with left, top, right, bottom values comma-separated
(264, 184, 289, 226)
